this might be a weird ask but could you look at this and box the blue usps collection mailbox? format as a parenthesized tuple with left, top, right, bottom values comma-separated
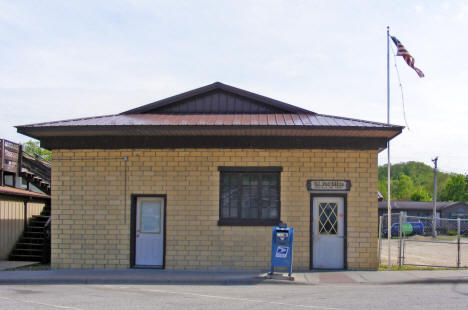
(270, 223, 294, 276)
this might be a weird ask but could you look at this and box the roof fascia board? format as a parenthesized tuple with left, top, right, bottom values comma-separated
(0, 188, 50, 200)
(39, 135, 389, 150)
(17, 125, 403, 139)
(17, 124, 404, 133)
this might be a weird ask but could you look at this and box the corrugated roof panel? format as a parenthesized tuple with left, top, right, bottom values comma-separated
(209, 114, 219, 125)
(267, 114, 276, 126)
(315, 116, 328, 125)
(299, 114, 312, 125)
(275, 114, 286, 126)
(306, 114, 318, 126)
(161, 115, 171, 125)
(315, 115, 332, 126)
(17, 113, 403, 143)
(241, 114, 251, 125)
(197, 115, 207, 125)
(339, 118, 355, 126)
(258, 114, 268, 125)
(328, 116, 341, 126)
(232, 114, 242, 125)
(226, 114, 236, 126)
(307, 115, 320, 126)
(290, 114, 303, 125)
(283, 114, 294, 126)
(214, 114, 224, 125)
(18, 113, 400, 129)
(250, 114, 259, 125)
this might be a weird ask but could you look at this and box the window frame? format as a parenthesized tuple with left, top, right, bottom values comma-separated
(218, 166, 282, 226)
(3, 172, 15, 187)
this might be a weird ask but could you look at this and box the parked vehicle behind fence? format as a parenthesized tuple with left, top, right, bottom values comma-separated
(383, 222, 424, 237)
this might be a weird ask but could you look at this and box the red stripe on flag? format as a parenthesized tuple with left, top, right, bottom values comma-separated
(391, 36, 424, 78)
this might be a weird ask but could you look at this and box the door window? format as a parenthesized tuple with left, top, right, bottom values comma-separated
(318, 202, 338, 235)
(140, 201, 161, 233)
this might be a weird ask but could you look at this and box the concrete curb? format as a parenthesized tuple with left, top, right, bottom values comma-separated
(1, 269, 468, 286)
(0, 270, 306, 286)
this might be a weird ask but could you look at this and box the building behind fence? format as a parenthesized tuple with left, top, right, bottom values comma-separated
(378, 201, 468, 219)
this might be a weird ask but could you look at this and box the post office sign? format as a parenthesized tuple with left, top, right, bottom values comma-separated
(306, 180, 351, 192)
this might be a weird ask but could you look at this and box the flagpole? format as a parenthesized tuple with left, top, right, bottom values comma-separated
(386, 26, 392, 271)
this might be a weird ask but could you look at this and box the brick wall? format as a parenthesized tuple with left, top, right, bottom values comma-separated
(51, 148, 378, 270)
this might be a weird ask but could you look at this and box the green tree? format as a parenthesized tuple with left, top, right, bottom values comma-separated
(410, 186, 432, 201)
(23, 140, 51, 162)
(378, 161, 452, 201)
(392, 174, 414, 200)
(439, 174, 467, 202)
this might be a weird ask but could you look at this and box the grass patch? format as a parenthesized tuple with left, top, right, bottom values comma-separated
(379, 265, 451, 271)
(391, 235, 468, 242)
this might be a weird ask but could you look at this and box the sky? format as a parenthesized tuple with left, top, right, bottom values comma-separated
(1, 1, 467, 174)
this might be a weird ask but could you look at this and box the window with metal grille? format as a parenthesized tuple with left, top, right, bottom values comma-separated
(218, 167, 281, 226)
(318, 202, 338, 235)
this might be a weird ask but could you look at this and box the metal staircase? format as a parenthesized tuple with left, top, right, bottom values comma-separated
(8, 204, 51, 263)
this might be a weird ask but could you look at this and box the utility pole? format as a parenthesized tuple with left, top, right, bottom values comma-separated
(432, 157, 438, 238)
(386, 26, 392, 271)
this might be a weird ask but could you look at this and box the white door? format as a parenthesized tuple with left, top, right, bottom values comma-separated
(312, 196, 344, 269)
(135, 197, 164, 267)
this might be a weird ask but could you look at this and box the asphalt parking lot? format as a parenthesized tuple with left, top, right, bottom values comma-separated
(1, 281, 468, 310)
(2, 268, 468, 309)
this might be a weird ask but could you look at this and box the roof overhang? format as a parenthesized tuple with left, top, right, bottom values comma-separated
(0, 186, 50, 200)
(17, 125, 402, 138)
(16, 126, 401, 151)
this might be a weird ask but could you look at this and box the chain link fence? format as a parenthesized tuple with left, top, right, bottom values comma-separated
(379, 212, 468, 268)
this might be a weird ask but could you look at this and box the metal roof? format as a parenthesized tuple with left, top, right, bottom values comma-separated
(19, 113, 399, 128)
(16, 82, 404, 144)
(0, 186, 50, 199)
(16, 114, 402, 140)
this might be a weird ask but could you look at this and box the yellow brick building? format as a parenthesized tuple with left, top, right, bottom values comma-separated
(17, 82, 402, 270)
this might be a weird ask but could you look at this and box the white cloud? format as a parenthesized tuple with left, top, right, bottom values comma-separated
(414, 5, 424, 13)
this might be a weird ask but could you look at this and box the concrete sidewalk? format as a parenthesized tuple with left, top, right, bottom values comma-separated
(1, 269, 468, 285)
(0, 261, 38, 271)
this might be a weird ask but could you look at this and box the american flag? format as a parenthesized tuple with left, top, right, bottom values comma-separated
(391, 36, 424, 78)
